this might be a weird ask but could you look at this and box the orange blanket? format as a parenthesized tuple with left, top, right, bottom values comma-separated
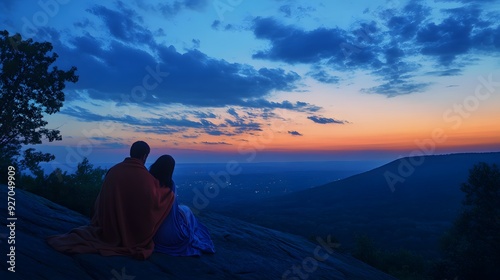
(46, 157, 175, 259)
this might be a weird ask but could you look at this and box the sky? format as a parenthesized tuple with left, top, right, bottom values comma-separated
(1, 0, 500, 169)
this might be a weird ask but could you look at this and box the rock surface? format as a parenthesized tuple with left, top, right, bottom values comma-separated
(0, 186, 396, 280)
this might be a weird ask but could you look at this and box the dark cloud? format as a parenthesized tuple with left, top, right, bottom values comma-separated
(41, 5, 330, 114)
(383, 46, 405, 66)
(250, 17, 391, 91)
(436, 0, 497, 3)
(157, 1, 182, 17)
(138, 127, 182, 134)
(242, 99, 321, 112)
(69, 34, 104, 58)
(49, 31, 158, 99)
(288, 130, 303, 136)
(370, 60, 425, 95)
(192, 39, 200, 48)
(252, 17, 357, 65)
(227, 108, 239, 117)
(384, 2, 431, 40)
(61, 106, 263, 137)
(308, 115, 347, 124)
(362, 80, 430, 97)
(297, 6, 316, 16)
(426, 69, 462, 76)
(61, 106, 208, 128)
(382, 2, 500, 67)
(50, 32, 304, 110)
(252, 17, 382, 68)
(224, 119, 262, 134)
(61, 106, 118, 123)
(211, 20, 221, 29)
(145, 46, 302, 107)
(308, 70, 340, 84)
(278, 4, 316, 19)
(156, 0, 209, 17)
(279, 5, 292, 17)
(190, 111, 217, 119)
(73, 18, 93, 29)
(211, 20, 234, 31)
(221, 108, 264, 134)
(472, 25, 500, 51)
(88, 3, 154, 44)
(251, 2, 500, 96)
(417, 18, 472, 65)
(201, 141, 231, 145)
(205, 130, 235, 136)
(183, 0, 209, 10)
(154, 28, 166, 37)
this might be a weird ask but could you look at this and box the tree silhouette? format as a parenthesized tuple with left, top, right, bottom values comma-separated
(0, 30, 78, 178)
(438, 162, 500, 279)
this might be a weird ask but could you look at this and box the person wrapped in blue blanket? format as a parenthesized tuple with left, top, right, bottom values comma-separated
(149, 155, 216, 256)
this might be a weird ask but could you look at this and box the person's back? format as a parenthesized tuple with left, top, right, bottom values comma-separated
(47, 141, 175, 259)
(93, 157, 167, 247)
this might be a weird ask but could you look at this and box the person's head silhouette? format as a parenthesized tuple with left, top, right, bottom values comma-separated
(149, 155, 175, 188)
(130, 141, 150, 164)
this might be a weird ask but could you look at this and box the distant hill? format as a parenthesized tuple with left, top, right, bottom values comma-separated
(0, 186, 396, 279)
(213, 152, 500, 257)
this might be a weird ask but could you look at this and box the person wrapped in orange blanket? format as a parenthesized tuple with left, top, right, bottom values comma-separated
(46, 141, 175, 260)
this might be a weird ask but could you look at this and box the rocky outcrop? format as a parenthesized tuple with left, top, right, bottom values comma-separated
(0, 186, 395, 279)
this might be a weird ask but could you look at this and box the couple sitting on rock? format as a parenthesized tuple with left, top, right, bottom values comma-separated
(46, 141, 215, 259)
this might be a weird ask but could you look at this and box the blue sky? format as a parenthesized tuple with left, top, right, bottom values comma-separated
(1, 0, 500, 169)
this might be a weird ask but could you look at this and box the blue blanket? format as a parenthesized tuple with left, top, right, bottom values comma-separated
(154, 185, 215, 256)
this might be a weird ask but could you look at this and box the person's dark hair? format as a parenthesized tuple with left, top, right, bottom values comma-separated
(149, 155, 175, 188)
(130, 141, 150, 159)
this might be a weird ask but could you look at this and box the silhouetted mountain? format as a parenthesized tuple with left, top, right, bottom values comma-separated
(0, 186, 396, 279)
(214, 152, 500, 257)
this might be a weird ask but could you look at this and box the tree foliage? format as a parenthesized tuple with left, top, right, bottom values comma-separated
(435, 162, 500, 279)
(0, 30, 78, 179)
(352, 235, 427, 280)
(21, 157, 107, 217)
